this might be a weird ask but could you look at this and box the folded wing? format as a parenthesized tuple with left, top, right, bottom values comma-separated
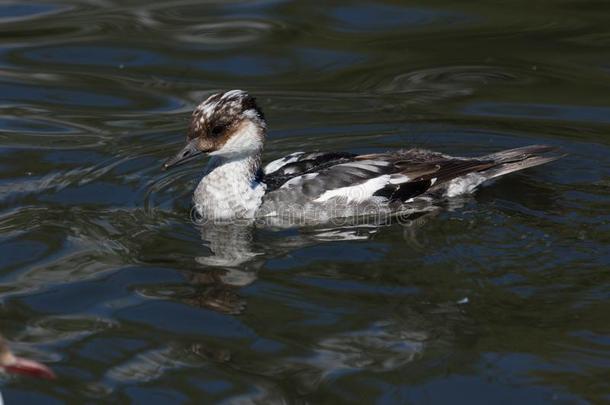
(262, 146, 561, 206)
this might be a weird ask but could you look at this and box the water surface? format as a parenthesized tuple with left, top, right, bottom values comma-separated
(0, 0, 609, 403)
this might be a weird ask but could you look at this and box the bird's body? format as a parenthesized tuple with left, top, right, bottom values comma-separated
(163, 90, 562, 222)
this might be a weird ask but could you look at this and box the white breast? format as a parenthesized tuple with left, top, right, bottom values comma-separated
(194, 156, 266, 219)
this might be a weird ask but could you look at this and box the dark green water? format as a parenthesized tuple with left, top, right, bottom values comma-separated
(1, 0, 609, 403)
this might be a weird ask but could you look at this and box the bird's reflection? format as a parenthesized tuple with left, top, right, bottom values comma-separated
(175, 221, 257, 314)
(105, 207, 480, 396)
(179, 206, 444, 315)
(195, 221, 262, 268)
(178, 270, 247, 315)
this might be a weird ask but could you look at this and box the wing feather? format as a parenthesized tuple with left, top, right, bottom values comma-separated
(263, 149, 497, 204)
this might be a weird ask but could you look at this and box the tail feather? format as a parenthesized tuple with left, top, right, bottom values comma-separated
(482, 145, 564, 180)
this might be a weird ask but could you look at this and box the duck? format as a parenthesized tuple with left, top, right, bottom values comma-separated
(163, 90, 562, 222)
(0, 334, 55, 379)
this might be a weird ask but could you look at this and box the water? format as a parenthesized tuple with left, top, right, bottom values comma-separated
(0, 0, 609, 403)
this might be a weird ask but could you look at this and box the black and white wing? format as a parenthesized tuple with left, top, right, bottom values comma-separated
(263, 151, 357, 191)
(261, 146, 561, 208)
(261, 149, 485, 205)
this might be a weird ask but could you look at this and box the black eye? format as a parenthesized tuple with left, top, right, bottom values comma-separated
(211, 124, 225, 136)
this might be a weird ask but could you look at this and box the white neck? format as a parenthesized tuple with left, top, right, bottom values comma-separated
(193, 120, 266, 219)
(210, 115, 265, 159)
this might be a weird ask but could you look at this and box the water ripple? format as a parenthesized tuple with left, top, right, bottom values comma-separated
(176, 19, 292, 45)
(0, 2, 72, 24)
(330, 3, 468, 33)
